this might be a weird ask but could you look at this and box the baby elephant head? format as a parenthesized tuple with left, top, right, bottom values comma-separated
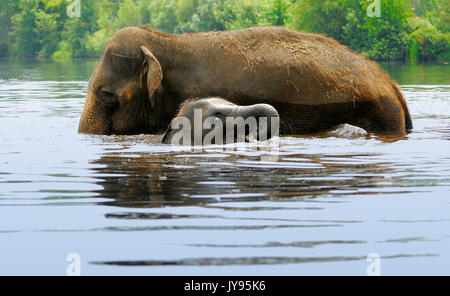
(162, 98, 280, 145)
(78, 27, 163, 135)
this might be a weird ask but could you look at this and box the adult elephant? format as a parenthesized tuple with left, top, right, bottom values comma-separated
(78, 26, 412, 136)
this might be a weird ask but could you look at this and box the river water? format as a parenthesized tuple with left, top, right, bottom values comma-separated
(0, 59, 449, 275)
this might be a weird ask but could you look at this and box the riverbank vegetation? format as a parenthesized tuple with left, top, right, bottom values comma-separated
(0, 0, 448, 62)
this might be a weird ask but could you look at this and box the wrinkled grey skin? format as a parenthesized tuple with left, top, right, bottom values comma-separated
(162, 98, 279, 145)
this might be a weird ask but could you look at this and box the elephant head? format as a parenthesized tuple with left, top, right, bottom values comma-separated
(162, 98, 280, 145)
(78, 27, 163, 135)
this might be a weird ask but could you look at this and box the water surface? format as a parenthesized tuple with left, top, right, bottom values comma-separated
(0, 59, 449, 275)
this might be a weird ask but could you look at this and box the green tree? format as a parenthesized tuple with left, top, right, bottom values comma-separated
(54, 0, 99, 59)
(116, 0, 148, 28)
(85, 0, 119, 56)
(408, 15, 449, 62)
(0, 0, 19, 56)
(2, 0, 448, 61)
(286, 0, 433, 61)
(362, 0, 414, 60)
(147, 0, 178, 33)
(176, 0, 228, 32)
(9, 0, 41, 57)
(35, 9, 59, 57)
(287, 0, 351, 44)
(260, 0, 292, 26)
(420, 0, 449, 33)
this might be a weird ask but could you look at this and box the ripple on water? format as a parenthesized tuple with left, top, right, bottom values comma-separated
(0, 71, 449, 275)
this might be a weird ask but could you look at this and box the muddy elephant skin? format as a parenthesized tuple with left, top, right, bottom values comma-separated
(78, 26, 412, 136)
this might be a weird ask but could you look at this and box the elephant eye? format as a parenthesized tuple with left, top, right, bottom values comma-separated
(97, 90, 117, 106)
(100, 90, 115, 97)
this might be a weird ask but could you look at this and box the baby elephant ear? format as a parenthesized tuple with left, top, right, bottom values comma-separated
(141, 46, 163, 109)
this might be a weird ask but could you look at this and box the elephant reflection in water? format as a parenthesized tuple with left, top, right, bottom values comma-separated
(90, 151, 395, 209)
(91, 153, 230, 208)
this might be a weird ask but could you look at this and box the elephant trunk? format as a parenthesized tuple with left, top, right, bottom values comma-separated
(241, 104, 279, 120)
(233, 104, 280, 141)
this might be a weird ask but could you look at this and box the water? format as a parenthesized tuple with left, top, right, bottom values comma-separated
(0, 59, 449, 275)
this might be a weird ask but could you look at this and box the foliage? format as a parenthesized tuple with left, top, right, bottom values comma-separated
(408, 16, 450, 62)
(0, 0, 18, 57)
(9, 0, 41, 57)
(0, 0, 448, 62)
(286, 0, 448, 62)
(35, 9, 59, 57)
(361, 0, 414, 61)
(54, 0, 99, 59)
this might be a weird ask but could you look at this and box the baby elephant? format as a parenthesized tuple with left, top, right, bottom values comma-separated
(162, 98, 280, 145)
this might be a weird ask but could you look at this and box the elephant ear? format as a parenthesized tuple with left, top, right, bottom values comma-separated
(141, 46, 163, 109)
